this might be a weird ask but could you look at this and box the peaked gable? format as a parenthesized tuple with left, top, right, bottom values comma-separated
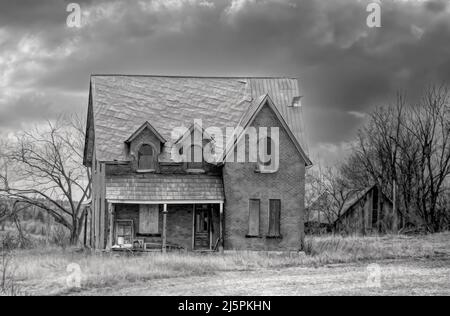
(222, 95, 312, 166)
(126, 121, 166, 144)
(174, 121, 214, 145)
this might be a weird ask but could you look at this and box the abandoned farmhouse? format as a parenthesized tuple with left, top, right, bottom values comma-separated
(83, 75, 312, 252)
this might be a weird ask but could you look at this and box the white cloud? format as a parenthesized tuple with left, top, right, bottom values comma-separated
(411, 24, 425, 39)
(138, 0, 215, 13)
(348, 111, 366, 119)
(311, 141, 354, 167)
(225, 0, 256, 16)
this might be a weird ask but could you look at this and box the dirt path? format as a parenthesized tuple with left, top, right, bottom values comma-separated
(82, 257, 450, 296)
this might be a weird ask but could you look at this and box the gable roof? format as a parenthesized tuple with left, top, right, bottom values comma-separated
(339, 185, 394, 221)
(125, 121, 166, 144)
(84, 75, 311, 166)
(174, 121, 214, 145)
(222, 94, 312, 165)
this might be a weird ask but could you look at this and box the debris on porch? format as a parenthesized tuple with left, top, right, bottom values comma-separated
(111, 241, 185, 253)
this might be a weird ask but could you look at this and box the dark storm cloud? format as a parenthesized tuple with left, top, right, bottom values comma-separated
(0, 91, 84, 130)
(1, 0, 450, 161)
(425, 0, 447, 13)
(0, 0, 97, 29)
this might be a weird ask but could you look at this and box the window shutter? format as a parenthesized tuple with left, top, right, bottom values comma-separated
(139, 205, 159, 234)
(268, 200, 281, 237)
(248, 199, 260, 236)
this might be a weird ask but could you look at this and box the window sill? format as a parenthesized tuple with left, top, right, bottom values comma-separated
(255, 167, 277, 174)
(245, 235, 263, 239)
(159, 162, 182, 166)
(186, 169, 206, 174)
(137, 169, 156, 174)
(266, 235, 283, 240)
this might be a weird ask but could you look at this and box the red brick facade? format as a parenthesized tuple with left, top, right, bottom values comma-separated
(223, 104, 306, 251)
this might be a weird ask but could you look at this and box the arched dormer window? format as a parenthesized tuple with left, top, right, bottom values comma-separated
(187, 144, 204, 171)
(138, 144, 156, 171)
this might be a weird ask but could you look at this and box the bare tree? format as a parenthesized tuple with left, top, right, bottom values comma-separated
(344, 86, 450, 232)
(309, 166, 361, 231)
(405, 86, 450, 232)
(0, 116, 91, 244)
(0, 200, 29, 230)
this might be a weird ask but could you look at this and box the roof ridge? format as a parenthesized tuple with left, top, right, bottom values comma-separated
(90, 74, 299, 80)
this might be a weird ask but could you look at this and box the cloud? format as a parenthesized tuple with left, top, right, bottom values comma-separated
(0, 90, 85, 130)
(348, 111, 366, 119)
(0, 0, 449, 164)
(310, 141, 354, 167)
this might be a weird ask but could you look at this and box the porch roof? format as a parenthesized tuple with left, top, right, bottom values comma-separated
(106, 174, 224, 203)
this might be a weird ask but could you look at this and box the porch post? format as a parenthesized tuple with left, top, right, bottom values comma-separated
(107, 202, 114, 250)
(192, 205, 195, 251)
(162, 204, 168, 253)
(219, 202, 224, 253)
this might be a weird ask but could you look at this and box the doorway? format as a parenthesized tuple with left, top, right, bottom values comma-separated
(194, 204, 211, 250)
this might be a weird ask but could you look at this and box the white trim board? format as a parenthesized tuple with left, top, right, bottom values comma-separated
(108, 200, 224, 205)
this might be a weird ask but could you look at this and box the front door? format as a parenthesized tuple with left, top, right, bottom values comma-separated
(194, 205, 211, 250)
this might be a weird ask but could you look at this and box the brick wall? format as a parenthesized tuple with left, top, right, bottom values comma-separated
(223, 104, 306, 251)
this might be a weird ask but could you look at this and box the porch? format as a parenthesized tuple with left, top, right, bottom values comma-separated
(107, 201, 224, 253)
(104, 174, 225, 252)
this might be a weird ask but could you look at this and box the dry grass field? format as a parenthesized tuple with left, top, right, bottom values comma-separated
(2, 233, 449, 296)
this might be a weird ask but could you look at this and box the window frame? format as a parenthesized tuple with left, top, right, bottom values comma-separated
(267, 199, 282, 238)
(137, 143, 157, 172)
(115, 220, 134, 246)
(246, 199, 261, 238)
(186, 144, 205, 173)
(256, 136, 277, 174)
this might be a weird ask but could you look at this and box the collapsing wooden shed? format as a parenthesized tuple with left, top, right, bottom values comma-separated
(335, 185, 402, 235)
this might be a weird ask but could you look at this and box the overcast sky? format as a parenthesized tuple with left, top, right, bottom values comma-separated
(0, 0, 449, 165)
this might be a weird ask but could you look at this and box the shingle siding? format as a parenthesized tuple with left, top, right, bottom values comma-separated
(106, 174, 225, 202)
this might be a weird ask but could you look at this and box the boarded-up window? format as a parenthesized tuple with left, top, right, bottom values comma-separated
(139, 205, 159, 234)
(248, 199, 260, 237)
(268, 200, 281, 237)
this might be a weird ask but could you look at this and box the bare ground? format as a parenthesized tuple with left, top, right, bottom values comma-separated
(79, 257, 450, 296)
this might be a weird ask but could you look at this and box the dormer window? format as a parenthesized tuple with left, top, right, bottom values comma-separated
(138, 144, 156, 172)
(187, 144, 205, 172)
